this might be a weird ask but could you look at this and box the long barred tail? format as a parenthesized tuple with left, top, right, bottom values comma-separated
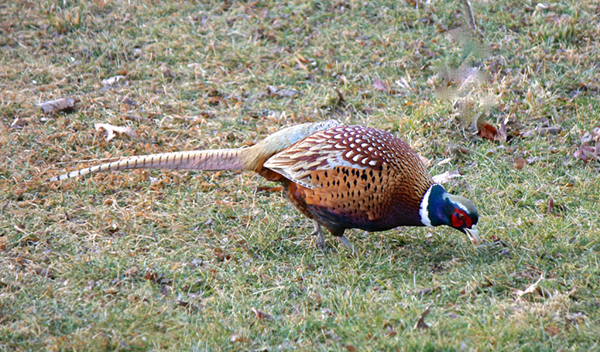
(49, 149, 246, 182)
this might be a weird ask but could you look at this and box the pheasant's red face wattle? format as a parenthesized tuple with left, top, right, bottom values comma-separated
(451, 208, 473, 229)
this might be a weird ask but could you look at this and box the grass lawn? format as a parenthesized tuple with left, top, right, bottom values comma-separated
(2, 0, 600, 350)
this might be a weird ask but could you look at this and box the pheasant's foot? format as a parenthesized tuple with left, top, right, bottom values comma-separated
(310, 221, 325, 250)
(338, 235, 357, 255)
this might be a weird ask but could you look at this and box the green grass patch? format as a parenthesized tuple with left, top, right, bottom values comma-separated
(2, 0, 600, 350)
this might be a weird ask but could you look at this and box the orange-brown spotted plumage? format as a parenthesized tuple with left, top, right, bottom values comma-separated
(50, 120, 479, 250)
(265, 126, 434, 236)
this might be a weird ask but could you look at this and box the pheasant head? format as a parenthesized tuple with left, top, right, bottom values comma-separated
(419, 184, 479, 246)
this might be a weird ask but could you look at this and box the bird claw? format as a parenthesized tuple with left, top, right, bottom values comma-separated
(310, 221, 326, 250)
(310, 221, 356, 255)
(338, 235, 358, 256)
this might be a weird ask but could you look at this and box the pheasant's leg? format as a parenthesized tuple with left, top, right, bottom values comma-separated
(328, 228, 355, 254)
(310, 220, 325, 249)
(337, 236, 356, 254)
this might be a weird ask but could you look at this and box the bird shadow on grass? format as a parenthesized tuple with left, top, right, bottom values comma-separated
(253, 227, 507, 274)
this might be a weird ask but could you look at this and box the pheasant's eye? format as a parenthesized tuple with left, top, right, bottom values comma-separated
(451, 208, 472, 228)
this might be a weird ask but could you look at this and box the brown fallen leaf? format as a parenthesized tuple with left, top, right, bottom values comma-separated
(477, 120, 499, 141)
(414, 304, 432, 329)
(39, 98, 75, 114)
(513, 157, 525, 170)
(213, 247, 231, 262)
(513, 273, 544, 298)
(344, 345, 357, 352)
(95, 123, 137, 141)
(546, 197, 554, 214)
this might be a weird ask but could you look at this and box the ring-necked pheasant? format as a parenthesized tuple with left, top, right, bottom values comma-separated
(50, 120, 479, 250)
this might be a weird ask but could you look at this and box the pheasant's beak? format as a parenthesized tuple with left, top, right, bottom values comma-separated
(464, 225, 479, 246)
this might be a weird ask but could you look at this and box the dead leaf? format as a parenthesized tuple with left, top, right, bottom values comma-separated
(143, 269, 170, 285)
(101, 75, 126, 87)
(124, 266, 139, 277)
(513, 273, 544, 298)
(344, 345, 357, 352)
(414, 304, 432, 329)
(477, 121, 499, 141)
(95, 123, 137, 141)
(162, 66, 175, 77)
(545, 325, 560, 336)
(573, 145, 595, 162)
(251, 307, 273, 321)
(373, 78, 390, 93)
(296, 54, 309, 64)
(432, 170, 463, 184)
(266, 85, 300, 98)
(546, 197, 554, 214)
(276, 89, 300, 98)
(513, 157, 525, 170)
(177, 299, 199, 312)
(213, 247, 231, 261)
(230, 334, 250, 343)
(383, 322, 396, 336)
(39, 98, 75, 114)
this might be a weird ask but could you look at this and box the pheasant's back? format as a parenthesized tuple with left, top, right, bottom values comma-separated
(264, 126, 434, 232)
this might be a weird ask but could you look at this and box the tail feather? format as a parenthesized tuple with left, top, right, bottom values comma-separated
(49, 149, 245, 182)
(50, 120, 341, 182)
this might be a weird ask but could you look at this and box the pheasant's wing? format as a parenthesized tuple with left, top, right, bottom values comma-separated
(264, 125, 429, 189)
